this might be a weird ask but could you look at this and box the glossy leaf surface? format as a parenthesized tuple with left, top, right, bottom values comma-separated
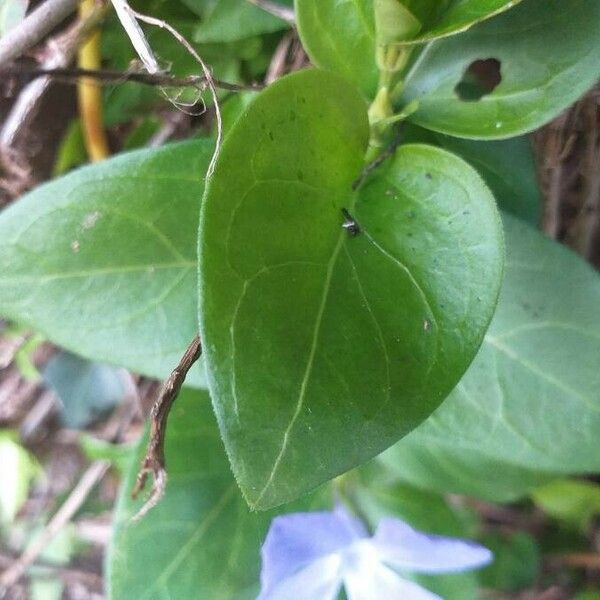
(403, 125, 540, 225)
(199, 68, 504, 510)
(396, 0, 523, 43)
(108, 389, 328, 599)
(402, 0, 600, 138)
(295, 0, 378, 98)
(295, 0, 522, 97)
(0, 141, 211, 387)
(382, 215, 600, 500)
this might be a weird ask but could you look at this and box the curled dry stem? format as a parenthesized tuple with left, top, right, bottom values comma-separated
(131, 336, 202, 521)
(110, 0, 223, 176)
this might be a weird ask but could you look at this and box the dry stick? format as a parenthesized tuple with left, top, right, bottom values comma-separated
(0, 5, 105, 149)
(0, 553, 103, 591)
(245, 0, 295, 25)
(577, 100, 600, 258)
(265, 30, 294, 84)
(131, 336, 202, 520)
(0, 461, 110, 594)
(0, 66, 264, 92)
(0, 0, 78, 67)
(109, 0, 223, 176)
(546, 553, 600, 570)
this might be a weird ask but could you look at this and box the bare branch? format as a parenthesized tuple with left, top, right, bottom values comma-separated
(0, 461, 110, 594)
(0, 65, 264, 92)
(0, 0, 78, 67)
(0, 4, 106, 150)
(131, 336, 202, 520)
(109, 0, 224, 176)
(110, 0, 160, 74)
(132, 10, 223, 176)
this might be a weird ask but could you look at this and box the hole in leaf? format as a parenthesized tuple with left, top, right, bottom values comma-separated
(455, 58, 502, 102)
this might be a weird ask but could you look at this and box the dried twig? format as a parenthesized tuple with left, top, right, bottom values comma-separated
(0, 0, 78, 67)
(265, 31, 294, 84)
(546, 552, 600, 570)
(131, 336, 202, 520)
(573, 99, 600, 258)
(0, 461, 110, 594)
(0, 65, 264, 92)
(0, 553, 103, 591)
(245, 0, 295, 24)
(110, 0, 223, 176)
(0, 3, 105, 149)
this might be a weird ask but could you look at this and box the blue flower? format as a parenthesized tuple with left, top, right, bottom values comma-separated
(258, 506, 492, 599)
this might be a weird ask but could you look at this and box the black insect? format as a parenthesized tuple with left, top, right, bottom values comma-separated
(341, 208, 360, 237)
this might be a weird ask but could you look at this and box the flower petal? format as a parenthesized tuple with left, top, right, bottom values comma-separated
(344, 558, 442, 600)
(372, 518, 493, 574)
(258, 554, 343, 600)
(260, 510, 366, 595)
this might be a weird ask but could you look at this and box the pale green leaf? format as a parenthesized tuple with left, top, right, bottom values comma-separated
(295, 0, 378, 98)
(382, 215, 600, 501)
(43, 352, 129, 429)
(0, 141, 212, 387)
(532, 479, 600, 531)
(194, 0, 292, 43)
(0, 432, 39, 524)
(199, 68, 504, 509)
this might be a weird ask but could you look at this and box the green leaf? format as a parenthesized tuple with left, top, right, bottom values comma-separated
(295, 0, 378, 98)
(80, 435, 136, 474)
(401, 0, 600, 138)
(382, 214, 600, 501)
(532, 479, 600, 531)
(0, 141, 212, 387)
(194, 0, 292, 43)
(199, 68, 504, 509)
(403, 125, 541, 226)
(479, 531, 540, 591)
(0, 0, 28, 37)
(0, 432, 39, 524)
(43, 352, 129, 429)
(399, 0, 524, 43)
(374, 0, 421, 44)
(107, 388, 328, 599)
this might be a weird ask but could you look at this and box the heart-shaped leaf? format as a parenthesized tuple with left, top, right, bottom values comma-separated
(401, 0, 600, 138)
(108, 388, 329, 599)
(198, 68, 504, 510)
(0, 141, 212, 386)
(381, 215, 600, 501)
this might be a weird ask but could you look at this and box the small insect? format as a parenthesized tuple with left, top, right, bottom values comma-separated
(341, 208, 360, 237)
